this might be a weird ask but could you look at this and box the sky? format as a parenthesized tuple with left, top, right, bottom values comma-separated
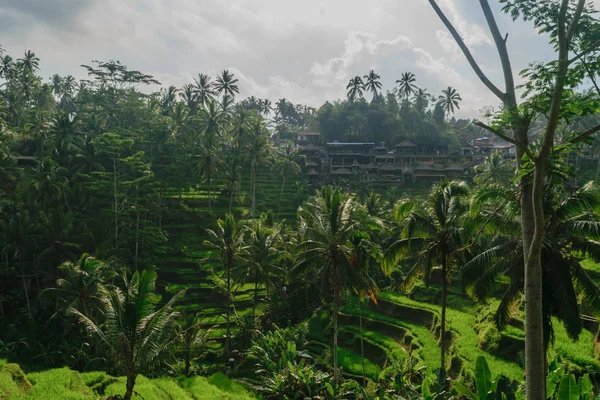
(1, 0, 595, 119)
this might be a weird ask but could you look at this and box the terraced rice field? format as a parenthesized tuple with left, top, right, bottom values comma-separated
(157, 167, 303, 349)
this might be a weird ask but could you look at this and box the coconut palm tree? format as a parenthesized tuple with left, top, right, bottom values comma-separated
(203, 214, 247, 353)
(346, 76, 365, 102)
(193, 73, 216, 107)
(464, 181, 600, 348)
(273, 143, 301, 221)
(214, 70, 240, 100)
(438, 86, 462, 115)
(363, 69, 382, 99)
(296, 186, 362, 382)
(195, 99, 225, 213)
(473, 151, 514, 187)
(396, 72, 417, 99)
(70, 270, 183, 400)
(17, 50, 40, 74)
(247, 118, 272, 218)
(386, 180, 470, 371)
(412, 88, 431, 114)
(243, 220, 281, 323)
(45, 253, 115, 319)
(180, 84, 198, 114)
(177, 312, 211, 377)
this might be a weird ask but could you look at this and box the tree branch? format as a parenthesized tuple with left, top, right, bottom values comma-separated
(567, 123, 600, 145)
(566, 0, 586, 45)
(428, 0, 506, 102)
(474, 120, 536, 160)
(479, 0, 518, 110)
(569, 38, 600, 65)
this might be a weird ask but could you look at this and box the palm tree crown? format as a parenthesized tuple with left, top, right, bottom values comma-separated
(214, 70, 240, 99)
(396, 72, 417, 99)
(363, 70, 382, 98)
(439, 86, 462, 114)
(346, 76, 365, 102)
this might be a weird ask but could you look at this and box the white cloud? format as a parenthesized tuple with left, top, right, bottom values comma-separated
(0, 0, 557, 118)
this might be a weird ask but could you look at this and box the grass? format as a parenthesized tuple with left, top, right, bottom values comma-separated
(380, 292, 523, 380)
(0, 361, 257, 400)
(338, 347, 381, 381)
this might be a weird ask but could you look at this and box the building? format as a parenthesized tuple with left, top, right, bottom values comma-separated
(296, 131, 321, 146)
(326, 141, 375, 176)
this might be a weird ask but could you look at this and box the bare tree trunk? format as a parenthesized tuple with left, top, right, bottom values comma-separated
(225, 252, 232, 353)
(113, 156, 118, 247)
(251, 163, 257, 219)
(440, 256, 448, 372)
(277, 176, 286, 221)
(208, 171, 212, 215)
(252, 268, 258, 324)
(20, 254, 32, 319)
(359, 296, 366, 386)
(123, 374, 137, 400)
(135, 210, 139, 270)
(333, 264, 340, 384)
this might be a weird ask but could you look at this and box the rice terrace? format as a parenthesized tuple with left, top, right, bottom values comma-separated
(3, 0, 600, 399)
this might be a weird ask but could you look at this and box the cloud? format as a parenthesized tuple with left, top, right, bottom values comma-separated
(0, 0, 557, 118)
(310, 31, 412, 88)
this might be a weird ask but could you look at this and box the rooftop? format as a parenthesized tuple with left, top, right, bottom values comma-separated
(297, 131, 320, 136)
(396, 140, 417, 147)
(327, 141, 375, 145)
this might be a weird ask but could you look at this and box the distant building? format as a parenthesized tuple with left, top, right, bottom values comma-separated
(296, 131, 321, 146)
(326, 141, 375, 177)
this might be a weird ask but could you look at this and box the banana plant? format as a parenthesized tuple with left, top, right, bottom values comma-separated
(452, 356, 516, 400)
(546, 356, 594, 400)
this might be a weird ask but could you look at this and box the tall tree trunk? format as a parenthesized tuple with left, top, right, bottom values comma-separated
(251, 163, 257, 219)
(359, 296, 366, 386)
(123, 374, 137, 400)
(229, 183, 234, 213)
(113, 156, 118, 247)
(277, 176, 286, 221)
(208, 171, 212, 214)
(333, 264, 340, 383)
(252, 268, 259, 324)
(225, 252, 232, 353)
(524, 165, 547, 400)
(0, 298, 4, 317)
(134, 210, 139, 270)
(20, 254, 32, 319)
(440, 256, 448, 372)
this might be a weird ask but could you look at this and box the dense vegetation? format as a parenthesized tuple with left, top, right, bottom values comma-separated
(4, 0, 600, 399)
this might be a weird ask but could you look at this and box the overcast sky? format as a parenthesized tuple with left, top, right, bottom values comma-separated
(2, 0, 596, 118)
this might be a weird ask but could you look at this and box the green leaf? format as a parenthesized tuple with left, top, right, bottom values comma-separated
(453, 382, 478, 400)
(577, 374, 592, 399)
(475, 356, 492, 400)
(557, 375, 579, 400)
(547, 364, 564, 399)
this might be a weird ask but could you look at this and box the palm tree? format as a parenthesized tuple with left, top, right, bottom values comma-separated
(273, 144, 301, 221)
(214, 70, 240, 99)
(70, 270, 183, 400)
(349, 230, 380, 386)
(247, 118, 272, 219)
(261, 99, 273, 116)
(396, 72, 417, 99)
(363, 70, 382, 99)
(473, 151, 514, 187)
(180, 84, 198, 114)
(464, 182, 600, 348)
(177, 312, 211, 377)
(296, 186, 362, 382)
(193, 73, 216, 107)
(243, 221, 280, 324)
(412, 88, 431, 114)
(45, 253, 115, 319)
(204, 214, 247, 353)
(195, 99, 225, 213)
(438, 86, 462, 115)
(346, 76, 365, 102)
(18, 50, 40, 74)
(386, 180, 470, 371)
(50, 74, 63, 101)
